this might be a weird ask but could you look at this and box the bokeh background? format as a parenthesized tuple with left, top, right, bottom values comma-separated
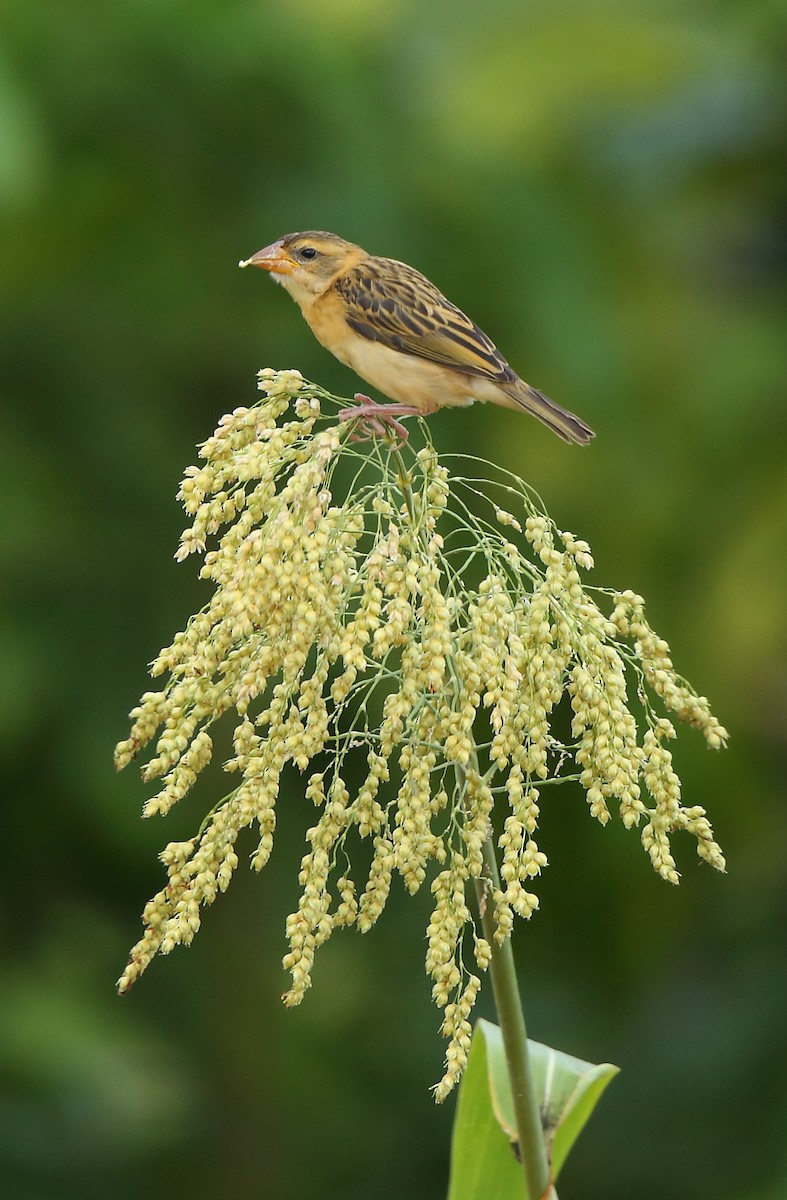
(2, 2, 786, 1197)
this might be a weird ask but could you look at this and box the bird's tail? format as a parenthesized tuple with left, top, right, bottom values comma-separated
(502, 380, 595, 445)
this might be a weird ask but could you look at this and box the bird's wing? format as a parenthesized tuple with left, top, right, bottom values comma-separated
(334, 257, 518, 384)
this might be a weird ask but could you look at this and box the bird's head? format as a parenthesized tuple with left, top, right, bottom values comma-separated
(239, 231, 366, 307)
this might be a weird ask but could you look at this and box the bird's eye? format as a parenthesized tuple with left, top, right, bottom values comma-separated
(299, 246, 318, 260)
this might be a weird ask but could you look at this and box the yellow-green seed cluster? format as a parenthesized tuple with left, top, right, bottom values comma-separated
(116, 370, 727, 1100)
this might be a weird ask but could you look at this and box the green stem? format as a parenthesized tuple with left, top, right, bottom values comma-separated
(473, 837, 552, 1199)
(390, 441, 417, 524)
(391, 432, 551, 1198)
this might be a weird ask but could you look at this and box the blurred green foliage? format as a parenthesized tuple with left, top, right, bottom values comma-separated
(1, 1, 785, 1197)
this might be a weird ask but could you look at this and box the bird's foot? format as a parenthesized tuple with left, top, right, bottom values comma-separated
(336, 395, 419, 447)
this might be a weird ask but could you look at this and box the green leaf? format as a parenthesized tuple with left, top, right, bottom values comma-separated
(448, 1019, 619, 1200)
(448, 1018, 526, 1200)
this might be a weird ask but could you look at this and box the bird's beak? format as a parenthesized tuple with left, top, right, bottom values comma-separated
(238, 240, 294, 274)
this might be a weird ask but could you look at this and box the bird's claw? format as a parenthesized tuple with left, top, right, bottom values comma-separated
(336, 395, 416, 448)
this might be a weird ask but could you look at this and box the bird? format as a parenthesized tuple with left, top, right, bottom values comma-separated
(239, 231, 594, 445)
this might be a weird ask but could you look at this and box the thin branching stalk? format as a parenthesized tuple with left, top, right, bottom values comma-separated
(391, 442, 549, 1190)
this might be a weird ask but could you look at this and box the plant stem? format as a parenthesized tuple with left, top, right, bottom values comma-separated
(473, 834, 552, 1200)
(391, 433, 551, 1198)
(390, 440, 417, 524)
